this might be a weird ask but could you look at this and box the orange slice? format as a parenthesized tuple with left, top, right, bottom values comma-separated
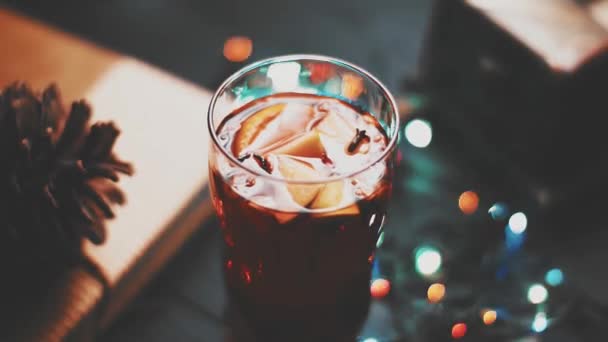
(310, 180, 344, 209)
(315, 112, 356, 144)
(278, 156, 323, 207)
(311, 180, 360, 217)
(232, 103, 286, 156)
(270, 131, 326, 158)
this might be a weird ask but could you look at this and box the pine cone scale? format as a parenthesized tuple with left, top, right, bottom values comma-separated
(0, 83, 133, 265)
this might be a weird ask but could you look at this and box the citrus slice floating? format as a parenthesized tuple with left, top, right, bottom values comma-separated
(232, 103, 286, 156)
(310, 180, 360, 217)
(314, 112, 356, 144)
(277, 156, 322, 207)
(270, 130, 326, 158)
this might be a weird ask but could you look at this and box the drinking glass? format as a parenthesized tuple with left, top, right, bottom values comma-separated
(207, 55, 399, 341)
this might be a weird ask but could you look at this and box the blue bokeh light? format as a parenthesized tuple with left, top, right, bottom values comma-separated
(545, 268, 564, 287)
(488, 202, 509, 220)
(532, 312, 548, 333)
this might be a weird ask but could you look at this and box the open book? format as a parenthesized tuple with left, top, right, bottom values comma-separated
(0, 9, 214, 341)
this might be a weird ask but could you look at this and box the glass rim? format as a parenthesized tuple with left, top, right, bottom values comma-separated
(207, 54, 400, 185)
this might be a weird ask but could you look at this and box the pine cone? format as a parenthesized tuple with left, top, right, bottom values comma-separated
(0, 82, 133, 267)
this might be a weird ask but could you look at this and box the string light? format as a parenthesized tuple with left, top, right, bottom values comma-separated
(459, 191, 479, 215)
(223, 36, 253, 62)
(545, 268, 564, 287)
(370, 278, 391, 299)
(451, 323, 467, 339)
(508, 212, 527, 234)
(532, 312, 548, 333)
(427, 283, 446, 303)
(527, 284, 548, 304)
(404, 119, 432, 148)
(482, 310, 497, 325)
(415, 246, 442, 276)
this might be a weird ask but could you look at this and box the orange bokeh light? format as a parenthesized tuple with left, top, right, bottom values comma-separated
(482, 310, 497, 325)
(223, 36, 253, 62)
(342, 73, 364, 100)
(370, 278, 391, 299)
(451, 323, 467, 339)
(459, 190, 479, 215)
(427, 283, 446, 303)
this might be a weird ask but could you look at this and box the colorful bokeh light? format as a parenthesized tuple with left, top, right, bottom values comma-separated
(482, 310, 497, 325)
(404, 119, 432, 148)
(415, 246, 442, 276)
(532, 312, 548, 333)
(376, 231, 385, 248)
(341, 73, 364, 100)
(427, 283, 446, 303)
(267, 61, 301, 91)
(488, 202, 508, 220)
(308, 63, 335, 84)
(459, 191, 479, 215)
(508, 212, 528, 234)
(451, 323, 467, 339)
(241, 268, 252, 285)
(527, 284, 548, 304)
(223, 36, 253, 62)
(370, 278, 391, 299)
(545, 268, 564, 287)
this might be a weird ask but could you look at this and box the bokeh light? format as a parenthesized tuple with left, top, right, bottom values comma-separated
(376, 231, 385, 248)
(528, 284, 549, 304)
(427, 283, 446, 303)
(267, 61, 301, 91)
(488, 202, 509, 220)
(482, 310, 497, 325)
(223, 36, 253, 62)
(508, 212, 528, 234)
(505, 225, 525, 252)
(459, 191, 479, 215)
(532, 312, 548, 333)
(451, 323, 467, 339)
(415, 246, 442, 276)
(241, 267, 252, 285)
(370, 278, 391, 299)
(545, 268, 564, 287)
(341, 73, 364, 100)
(404, 119, 432, 148)
(362, 338, 378, 342)
(308, 62, 335, 84)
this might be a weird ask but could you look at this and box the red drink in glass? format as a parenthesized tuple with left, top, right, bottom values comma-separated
(208, 56, 399, 341)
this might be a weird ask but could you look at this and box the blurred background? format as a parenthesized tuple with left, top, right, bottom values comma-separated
(2, 0, 608, 341)
(1, 0, 430, 91)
